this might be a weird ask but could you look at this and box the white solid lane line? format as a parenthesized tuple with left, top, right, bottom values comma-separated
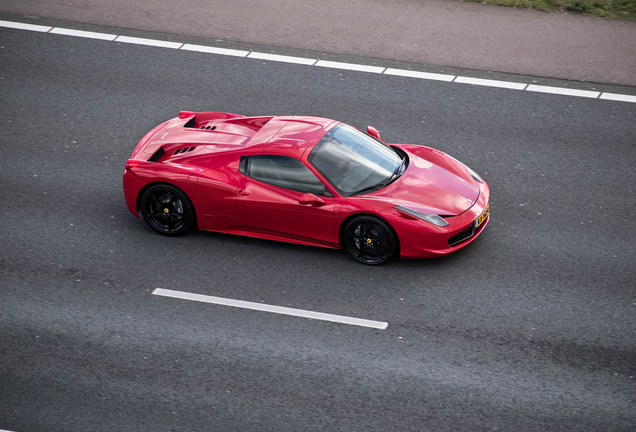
(315, 60, 386, 74)
(248, 52, 317, 65)
(114, 35, 183, 49)
(181, 43, 249, 57)
(526, 84, 600, 98)
(50, 27, 117, 41)
(0, 20, 51, 32)
(384, 68, 455, 82)
(152, 288, 389, 330)
(454, 76, 528, 90)
(600, 92, 636, 103)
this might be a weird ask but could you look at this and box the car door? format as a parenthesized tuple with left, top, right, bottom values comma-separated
(236, 155, 335, 246)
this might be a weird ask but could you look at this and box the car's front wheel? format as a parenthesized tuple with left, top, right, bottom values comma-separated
(140, 184, 195, 236)
(343, 215, 398, 265)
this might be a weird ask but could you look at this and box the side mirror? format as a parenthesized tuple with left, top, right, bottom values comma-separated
(367, 126, 381, 140)
(298, 193, 326, 206)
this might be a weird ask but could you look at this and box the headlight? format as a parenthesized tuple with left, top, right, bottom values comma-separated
(445, 153, 484, 183)
(395, 206, 449, 227)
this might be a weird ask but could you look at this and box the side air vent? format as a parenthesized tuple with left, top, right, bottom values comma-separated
(148, 147, 165, 162)
(173, 147, 196, 156)
(199, 125, 217, 130)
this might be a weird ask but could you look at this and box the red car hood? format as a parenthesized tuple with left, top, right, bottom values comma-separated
(368, 149, 480, 216)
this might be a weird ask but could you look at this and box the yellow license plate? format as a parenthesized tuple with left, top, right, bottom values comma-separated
(474, 204, 490, 229)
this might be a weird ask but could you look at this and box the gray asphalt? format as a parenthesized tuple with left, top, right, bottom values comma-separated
(1, 26, 635, 432)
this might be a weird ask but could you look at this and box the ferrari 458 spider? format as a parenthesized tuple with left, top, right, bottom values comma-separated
(123, 111, 490, 264)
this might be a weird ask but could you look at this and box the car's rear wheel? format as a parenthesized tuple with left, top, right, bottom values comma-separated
(344, 215, 397, 265)
(140, 184, 195, 236)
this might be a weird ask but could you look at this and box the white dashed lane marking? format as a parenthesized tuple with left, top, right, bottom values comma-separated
(1, 19, 634, 103)
(153, 288, 389, 329)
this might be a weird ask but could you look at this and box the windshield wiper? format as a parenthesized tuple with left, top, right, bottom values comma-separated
(350, 182, 385, 197)
(350, 161, 405, 197)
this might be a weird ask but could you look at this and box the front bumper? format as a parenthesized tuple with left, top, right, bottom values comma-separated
(394, 181, 490, 259)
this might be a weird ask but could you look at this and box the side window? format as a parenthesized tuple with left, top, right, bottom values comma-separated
(248, 155, 331, 196)
(239, 156, 248, 174)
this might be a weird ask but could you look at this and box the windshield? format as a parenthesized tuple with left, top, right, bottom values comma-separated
(308, 124, 404, 197)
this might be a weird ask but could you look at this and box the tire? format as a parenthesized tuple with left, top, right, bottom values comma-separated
(343, 215, 398, 265)
(140, 184, 195, 236)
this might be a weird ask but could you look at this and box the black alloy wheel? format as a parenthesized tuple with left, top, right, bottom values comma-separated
(344, 215, 398, 265)
(140, 184, 195, 236)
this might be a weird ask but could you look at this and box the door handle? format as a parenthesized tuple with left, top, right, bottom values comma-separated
(238, 189, 250, 196)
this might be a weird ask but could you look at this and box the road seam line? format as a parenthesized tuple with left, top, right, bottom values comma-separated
(152, 288, 389, 329)
(2, 19, 634, 103)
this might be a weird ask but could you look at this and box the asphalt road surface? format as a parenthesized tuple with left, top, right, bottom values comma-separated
(1, 26, 635, 432)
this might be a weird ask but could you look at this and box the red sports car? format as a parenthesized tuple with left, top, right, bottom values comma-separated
(123, 112, 490, 264)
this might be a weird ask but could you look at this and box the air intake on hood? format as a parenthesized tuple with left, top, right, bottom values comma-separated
(183, 116, 196, 128)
